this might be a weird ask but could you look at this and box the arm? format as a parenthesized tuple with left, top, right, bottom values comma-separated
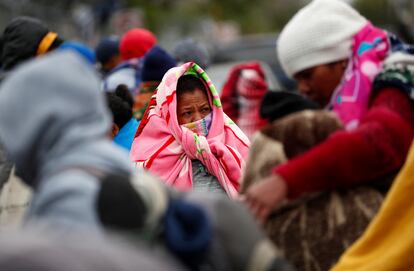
(276, 87, 414, 198)
(245, 87, 414, 221)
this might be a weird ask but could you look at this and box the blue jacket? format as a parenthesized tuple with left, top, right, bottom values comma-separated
(114, 118, 140, 151)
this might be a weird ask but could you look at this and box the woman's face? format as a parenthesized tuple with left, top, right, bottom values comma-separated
(177, 88, 212, 125)
(294, 60, 347, 107)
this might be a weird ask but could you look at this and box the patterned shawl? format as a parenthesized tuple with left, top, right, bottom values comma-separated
(330, 23, 389, 130)
(130, 63, 250, 198)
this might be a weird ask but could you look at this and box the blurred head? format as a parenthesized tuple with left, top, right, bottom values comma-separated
(119, 28, 157, 60)
(235, 67, 267, 96)
(172, 38, 210, 70)
(106, 85, 133, 138)
(141, 45, 177, 83)
(176, 75, 211, 125)
(0, 16, 63, 71)
(95, 37, 122, 73)
(277, 0, 367, 103)
(294, 59, 348, 107)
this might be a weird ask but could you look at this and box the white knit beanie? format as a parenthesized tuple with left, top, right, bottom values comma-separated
(277, 0, 367, 77)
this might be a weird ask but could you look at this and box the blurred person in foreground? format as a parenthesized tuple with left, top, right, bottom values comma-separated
(0, 229, 185, 271)
(245, 0, 414, 222)
(332, 139, 414, 270)
(0, 50, 135, 232)
(0, 16, 63, 190)
(130, 62, 250, 198)
(0, 51, 292, 271)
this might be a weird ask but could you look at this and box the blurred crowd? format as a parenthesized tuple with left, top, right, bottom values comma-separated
(1, 0, 414, 270)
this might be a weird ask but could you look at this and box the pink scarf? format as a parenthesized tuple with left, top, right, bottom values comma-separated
(130, 62, 250, 198)
(331, 23, 390, 130)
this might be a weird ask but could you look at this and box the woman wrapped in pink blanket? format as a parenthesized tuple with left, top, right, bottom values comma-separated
(130, 62, 250, 198)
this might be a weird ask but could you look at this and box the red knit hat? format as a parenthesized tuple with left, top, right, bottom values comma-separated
(119, 28, 157, 60)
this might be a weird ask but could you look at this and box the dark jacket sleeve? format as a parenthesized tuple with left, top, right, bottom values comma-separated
(274, 87, 414, 198)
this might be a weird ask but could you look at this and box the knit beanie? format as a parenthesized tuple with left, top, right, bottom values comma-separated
(260, 91, 318, 122)
(119, 28, 157, 60)
(95, 37, 119, 65)
(0, 16, 63, 71)
(172, 38, 210, 70)
(277, 0, 367, 77)
(141, 45, 177, 82)
(164, 199, 211, 269)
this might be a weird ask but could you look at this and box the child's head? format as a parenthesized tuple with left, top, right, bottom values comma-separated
(106, 85, 133, 138)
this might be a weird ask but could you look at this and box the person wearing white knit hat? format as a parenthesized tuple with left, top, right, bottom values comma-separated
(277, 0, 368, 111)
(277, 0, 367, 79)
(244, 0, 414, 230)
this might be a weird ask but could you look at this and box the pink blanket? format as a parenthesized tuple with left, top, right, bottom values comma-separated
(130, 62, 250, 198)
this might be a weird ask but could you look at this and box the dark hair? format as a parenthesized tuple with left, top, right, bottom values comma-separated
(176, 75, 208, 97)
(115, 84, 134, 108)
(105, 91, 132, 129)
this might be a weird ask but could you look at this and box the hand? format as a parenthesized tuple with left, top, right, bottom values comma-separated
(244, 174, 288, 223)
